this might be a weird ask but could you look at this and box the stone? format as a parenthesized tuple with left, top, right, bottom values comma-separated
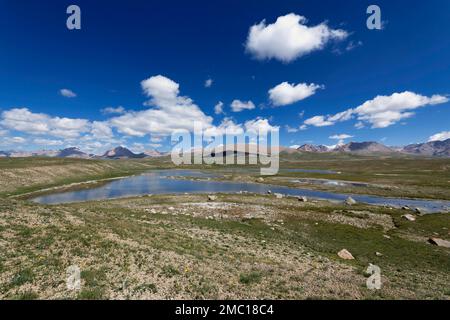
(298, 196, 308, 202)
(208, 195, 217, 201)
(383, 235, 391, 239)
(414, 207, 422, 214)
(345, 197, 357, 205)
(257, 177, 264, 182)
(402, 206, 411, 210)
(337, 249, 355, 260)
(274, 193, 283, 199)
(402, 214, 416, 221)
(375, 252, 383, 257)
(267, 190, 272, 195)
(428, 237, 450, 248)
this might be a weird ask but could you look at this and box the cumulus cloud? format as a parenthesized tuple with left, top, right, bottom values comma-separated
(101, 106, 125, 115)
(205, 79, 213, 88)
(245, 118, 278, 134)
(304, 115, 334, 127)
(1, 108, 90, 138)
(230, 100, 255, 112)
(245, 13, 348, 63)
(59, 88, 77, 98)
(110, 75, 214, 136)
(303, 91, 449, 129)
(214, 101, 224, 115)
(429, 131, 450, 142)
(354, 92, 448, 128)
(269, 82, 323, 106)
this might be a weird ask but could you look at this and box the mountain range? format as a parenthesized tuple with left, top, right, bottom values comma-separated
(294, 139, 450, 156)
(1, 139, 449, 159)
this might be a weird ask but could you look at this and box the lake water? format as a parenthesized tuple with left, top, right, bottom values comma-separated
(32, 170, 450, 213)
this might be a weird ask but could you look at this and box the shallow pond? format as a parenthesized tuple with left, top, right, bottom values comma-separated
(32, 170, 450, 213)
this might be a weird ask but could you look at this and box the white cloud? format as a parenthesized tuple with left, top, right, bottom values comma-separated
(204, 118, 244, 137)
(91, 121, 114, 139)
(355, 121, 365, 129)
(245, 118, 279, 135)
(33, 138, 64, 146)
(1, 108, 90, 138)
(59, 88, 77, 98)
(0, 136, 26, 146)
(329, 134, 353, 140)
(354, 91, 448, 128)
(429, 131, 450, 142)
(285, 125, 299, 133)
(101, 106, 125, 115)
(269, 82, 323, 106)
(245, 13, 348, 63)
(304, 115, 334, 127)
(205, 79, 213, 88)
(289, 145, 300, 149)
(230, 100, 255, 112)
(303, 91, 449, 129)
(214, 101, 224, 115)
(110, 75, 214, 136)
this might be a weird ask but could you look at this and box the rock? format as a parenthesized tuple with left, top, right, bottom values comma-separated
(402, 205, 411, 210)
(267, 190, 272, 195)
(414, 207, 422, 214)
(298, 196, 308, 202)
(428, 237, 450, 248)
(383, 235, 391, 239)
(402, 214, 416, 222)
(345, 197, 357, 205)
(274, 193, 283, 199)
(375, 252, 383, 257)
(257, 177, 264, 182)
(337, 249, 355, 260)
(208, 195, 217, 201)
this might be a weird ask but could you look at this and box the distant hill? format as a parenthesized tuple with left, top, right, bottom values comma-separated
(102, 146, 147, 159)
(334, 141, 395, 154)
(57, 147, 91, 159)
(143, 149, 167, 157)
(402, 138, 450, 157)
(297, 144, 330, 153)
(1, 139, 449, 159)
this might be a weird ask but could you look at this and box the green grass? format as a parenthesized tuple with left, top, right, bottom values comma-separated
(10, 269, 34, 287)
(239, 271, 263, 285)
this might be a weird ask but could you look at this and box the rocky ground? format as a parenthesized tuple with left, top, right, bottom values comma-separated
(0, 157, 449, 300)
(0, 193, 448, 300)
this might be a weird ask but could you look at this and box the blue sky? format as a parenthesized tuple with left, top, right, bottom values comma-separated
(1, 0, 449, 153)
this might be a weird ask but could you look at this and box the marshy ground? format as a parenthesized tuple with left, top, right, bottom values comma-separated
(0, 155, 449, 299)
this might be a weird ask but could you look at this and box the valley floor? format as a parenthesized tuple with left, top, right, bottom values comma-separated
(0, 156, 449, 299)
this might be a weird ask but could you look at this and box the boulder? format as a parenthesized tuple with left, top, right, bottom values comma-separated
(375, 252, 383, 257)
(402, 205, 411, 210)
(274, 193, 283, 199)
(402, 214, 416, 222)
(337, 249, 355, 260)
(345, 197, 357, 205)
(267, 190, 272, 195)
(257, 177, 265, 182)
(414, 207, 422, 214)
(298, 196, 308, 202)
(428, 237, 450, 248)
(208, 195, 218, 201)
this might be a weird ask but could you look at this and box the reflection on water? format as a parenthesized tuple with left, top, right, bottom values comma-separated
(32, 170, 450, 213)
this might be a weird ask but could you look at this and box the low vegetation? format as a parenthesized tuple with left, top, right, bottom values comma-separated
(0, 156, 448, 299)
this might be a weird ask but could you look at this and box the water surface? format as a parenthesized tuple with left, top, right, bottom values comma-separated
(32, 170, 450, 213)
